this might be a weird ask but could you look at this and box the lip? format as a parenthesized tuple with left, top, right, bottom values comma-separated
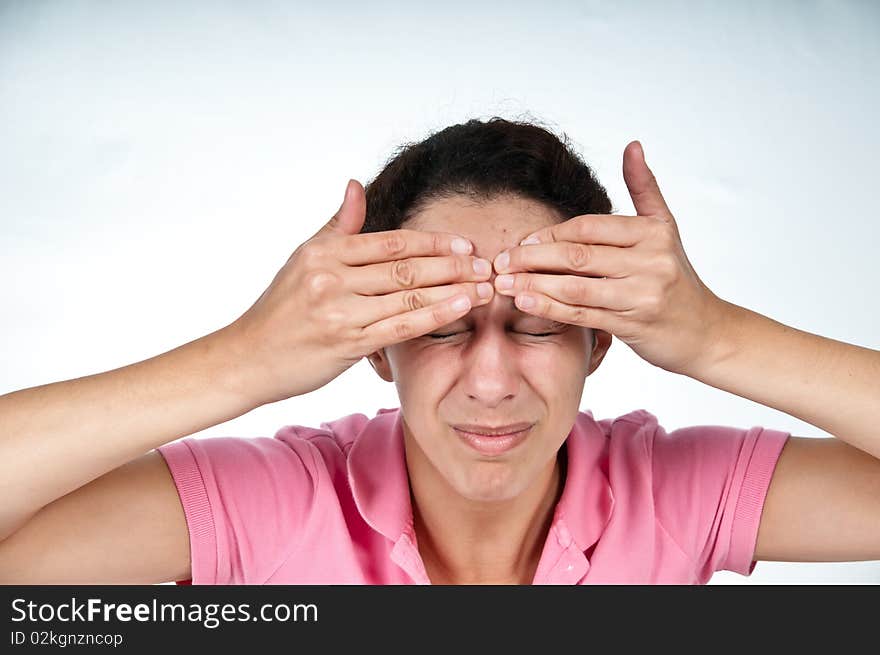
(451, 422, 534, 436)
(452, 423, 533, 457)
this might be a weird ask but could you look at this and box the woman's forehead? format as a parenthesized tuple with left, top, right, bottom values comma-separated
(404, 195, 559, 257)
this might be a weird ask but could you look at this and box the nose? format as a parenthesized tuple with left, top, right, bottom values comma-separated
(458, 324, 522, 407)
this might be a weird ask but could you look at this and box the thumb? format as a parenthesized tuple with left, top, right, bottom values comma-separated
(623, 141, 672, 218)
(316, 179, 367, 238)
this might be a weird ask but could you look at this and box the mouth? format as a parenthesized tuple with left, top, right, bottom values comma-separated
(451, 423, 534, 456)
(451, 422, 534, 436)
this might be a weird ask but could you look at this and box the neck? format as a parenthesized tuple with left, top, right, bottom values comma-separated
(406, 441, 566, 585)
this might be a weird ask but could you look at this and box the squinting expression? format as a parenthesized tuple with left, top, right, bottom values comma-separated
(372, 194, 599, 503)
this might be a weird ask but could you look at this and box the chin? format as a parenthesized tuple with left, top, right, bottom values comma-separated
(453, 463, 529, 503)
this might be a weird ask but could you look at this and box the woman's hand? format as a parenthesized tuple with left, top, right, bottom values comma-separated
(491, 141, 733, 377)
(227, 179, 494, 406)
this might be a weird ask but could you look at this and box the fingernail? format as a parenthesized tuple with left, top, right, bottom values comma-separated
(495, 274, 514, 290)
(494, 251, 510, 272)
(473, 258, 491, 275)
(476, 282, 493, 298)
(339, 180, 353, 210)
(519, 235, 540, 246)
(451, 237, 472, 255)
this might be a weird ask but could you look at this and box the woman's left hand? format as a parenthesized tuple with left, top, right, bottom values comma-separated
(491, 140, 734, 377)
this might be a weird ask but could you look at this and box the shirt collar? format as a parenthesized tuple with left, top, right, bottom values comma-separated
(346, 407, 413, 542)
(346, 407, 615, 571)
(550, 408, 615, 554)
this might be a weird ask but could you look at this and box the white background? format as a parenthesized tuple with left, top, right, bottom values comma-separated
(1, 1, 878, 583)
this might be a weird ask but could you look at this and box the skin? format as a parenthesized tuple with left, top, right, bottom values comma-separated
(366, 193, 613, 584)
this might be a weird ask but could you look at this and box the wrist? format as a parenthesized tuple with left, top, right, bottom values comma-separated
(197, 324, 267, 411)
(685, 293, 746, 382)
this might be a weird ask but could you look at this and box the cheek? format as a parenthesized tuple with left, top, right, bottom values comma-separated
(392, 346, 452, 381)
(523, 347, 591, 408)
(529, 355, 584, 394)
(389, 348, 451, 405)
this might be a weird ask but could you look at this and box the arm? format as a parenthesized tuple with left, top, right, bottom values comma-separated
(696, 299, 880, 561)
(0, 324, 258, 561)
(0, 182, 493, 582)
(703, 300, 879, 460)
(0, 450, 191, 584)
(498, 142, 880, 564)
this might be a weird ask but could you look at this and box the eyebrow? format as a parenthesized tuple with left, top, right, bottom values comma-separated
(457, 313, 568, 329)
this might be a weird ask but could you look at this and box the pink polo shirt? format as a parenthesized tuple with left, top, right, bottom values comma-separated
(157, 407, 789, 584)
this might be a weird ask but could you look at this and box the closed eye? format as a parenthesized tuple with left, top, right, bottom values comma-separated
(426, 331, 559, 339)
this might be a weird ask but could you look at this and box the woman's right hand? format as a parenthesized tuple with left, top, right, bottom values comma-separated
(226, 179, 495, 406)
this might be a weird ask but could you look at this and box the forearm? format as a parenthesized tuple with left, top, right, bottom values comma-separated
(0, 325, 259, 541)
(694, 298, 880, 459)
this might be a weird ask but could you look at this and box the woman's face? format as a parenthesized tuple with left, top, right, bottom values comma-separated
(367, 194, 612, 503)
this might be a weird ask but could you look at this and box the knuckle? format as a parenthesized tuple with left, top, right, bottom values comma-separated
(382, 232, 407, 256)
(644, 292, 663, 315)
(392, 319, 414, 341)
(392, 259, 417, 287)
(323, 308, 349, 335)
(391, 259, 416, 287)
(303, 270, 339, 301)
(432, 232, 444, 254)
(570, 305, 587, 325)
(566, 242, 591, 270)
(403, 289, 427, 312)
(657, 254, 678, 280)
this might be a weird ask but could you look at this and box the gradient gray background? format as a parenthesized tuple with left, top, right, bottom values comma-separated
(1, 0, 878, 584)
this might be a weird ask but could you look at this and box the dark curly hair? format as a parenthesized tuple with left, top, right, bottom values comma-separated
(361, 116, 614, 233)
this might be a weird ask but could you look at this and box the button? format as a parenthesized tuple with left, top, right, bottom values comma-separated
(555, 524, 572, 547)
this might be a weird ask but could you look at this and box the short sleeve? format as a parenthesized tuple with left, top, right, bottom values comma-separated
(650, 423, 790, 582)
(157, 434, 323, 585)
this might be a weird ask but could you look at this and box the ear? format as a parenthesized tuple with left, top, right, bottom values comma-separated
(586, 330, 613, 376)
(366, 348, 394, 382)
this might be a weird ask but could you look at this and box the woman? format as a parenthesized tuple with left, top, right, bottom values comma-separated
(1, 118, 877, 584)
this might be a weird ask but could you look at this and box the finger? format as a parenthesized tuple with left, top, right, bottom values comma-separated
(622, 140, 673, 219)
(359, 284, 490, 347)
(509, 288, 613, 334)
(351, 254, 493, 296)
(335, 229, 473, 267)
(494, 272, 632, 312)
(517, 212, 646, 250)
(314, 179, 367, 239)
(354, 280, 494, 328)
(494, 241, 638, 278)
